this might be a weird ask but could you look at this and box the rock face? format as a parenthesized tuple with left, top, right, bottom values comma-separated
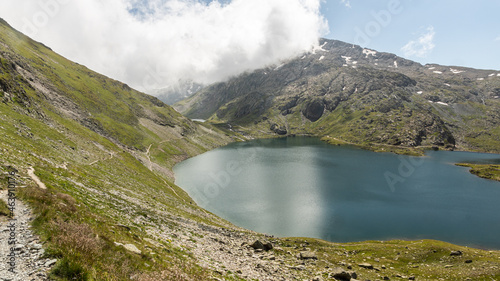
(302, 99, 325, 122)
(177, 38, 500, 153)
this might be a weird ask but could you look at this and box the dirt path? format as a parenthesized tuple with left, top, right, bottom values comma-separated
(0, 190, 54, 280)
(89, 151, 117, 166)
(27, 168, 46, 190)
(145, 144, 153, 171)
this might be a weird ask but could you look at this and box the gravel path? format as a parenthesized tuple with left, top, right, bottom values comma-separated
(0, 189, 53, 281)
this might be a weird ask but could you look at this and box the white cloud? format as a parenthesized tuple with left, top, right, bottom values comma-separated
(401, 26, 435, 58)
(340, 0, 351, 8)
(0, 0, 328, 92)
(495, 36, 500, 42)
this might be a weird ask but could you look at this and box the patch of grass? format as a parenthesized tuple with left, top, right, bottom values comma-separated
(456, 163, 500, 182)
(277, 237, 500, 281)
(0, 198, 10, 217)
(50, 257, 89, 281)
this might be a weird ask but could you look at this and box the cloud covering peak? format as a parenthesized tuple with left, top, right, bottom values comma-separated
(0, 0, 328, 91)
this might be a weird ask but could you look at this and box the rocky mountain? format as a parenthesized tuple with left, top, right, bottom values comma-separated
(149, 80, 204, 105)
(1, 18, 500, 281)
(176, 38, 500, 154)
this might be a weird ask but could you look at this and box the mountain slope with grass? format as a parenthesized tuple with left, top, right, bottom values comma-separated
(0, 17, 243, 280)
(176, 38, 500, 155)
(1, 19, 500, 281)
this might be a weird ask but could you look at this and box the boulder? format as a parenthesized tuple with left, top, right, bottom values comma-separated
(358, 263, 373, 269)
(250, 240, 264, 250)
(450, 250, 463, 256)
(299, 251, 318, 260)
(250, 240, 273, 251)
(263, 242, 274, 251)
(329, 267, 352, 281)
(119, 243, 141, 255)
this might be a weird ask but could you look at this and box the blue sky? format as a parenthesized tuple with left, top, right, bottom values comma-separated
(321, 0, 500, 70)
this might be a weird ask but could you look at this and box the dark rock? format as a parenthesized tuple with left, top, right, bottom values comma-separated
(450, 250, 463, 256)
(465, 259, 473, 263)
(263, 242, 273, 251)
(302, 99, 325, 122)
(270, 124, 288, 135)
(250, 240, 273, 251)
(250, 240, 265, 250)
(116, 224, 131, 231)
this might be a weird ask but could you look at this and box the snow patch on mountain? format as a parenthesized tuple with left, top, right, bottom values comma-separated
(362, 49, 377, 58)
(450, 68, 465, 74)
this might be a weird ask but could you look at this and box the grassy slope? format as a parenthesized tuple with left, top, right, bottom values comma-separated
(1, 19, 499, 281)
(0, 18, 237, 280)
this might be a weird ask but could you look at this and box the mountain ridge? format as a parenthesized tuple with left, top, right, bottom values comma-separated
(176, 38, 500, 154)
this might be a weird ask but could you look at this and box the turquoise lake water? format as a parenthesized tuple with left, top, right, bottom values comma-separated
(174, 137, 500, 249)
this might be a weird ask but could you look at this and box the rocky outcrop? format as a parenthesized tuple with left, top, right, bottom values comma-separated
(270, 124, 287, 135)
(302, 99, 325, 122)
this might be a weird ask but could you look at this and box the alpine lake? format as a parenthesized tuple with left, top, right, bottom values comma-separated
(174, 137, 500, 249)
